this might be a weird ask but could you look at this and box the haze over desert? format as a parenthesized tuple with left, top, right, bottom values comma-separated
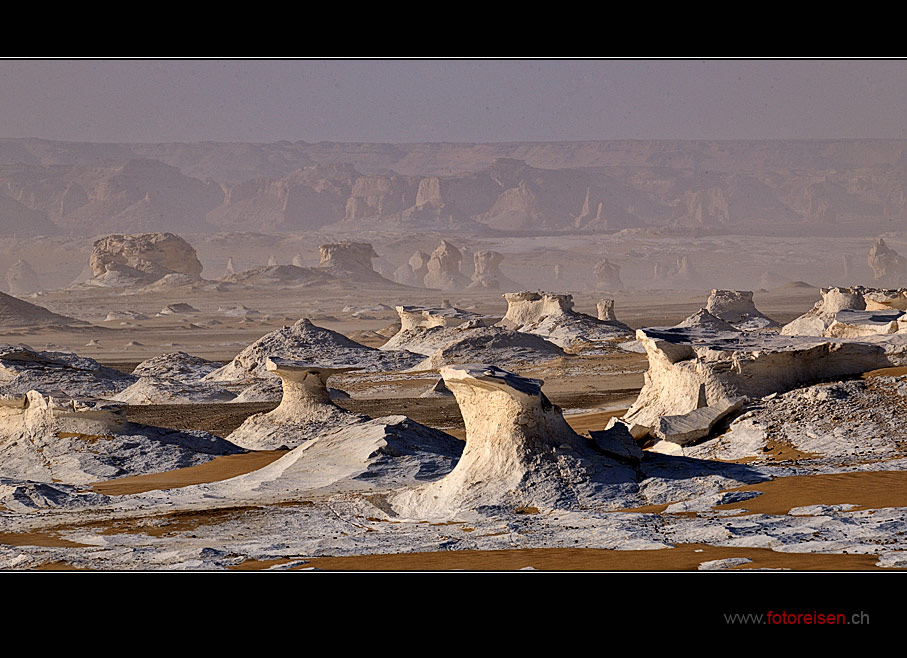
(3, 61, 907, 609)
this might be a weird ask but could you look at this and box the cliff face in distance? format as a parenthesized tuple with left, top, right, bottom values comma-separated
(2, 138, 907, 238)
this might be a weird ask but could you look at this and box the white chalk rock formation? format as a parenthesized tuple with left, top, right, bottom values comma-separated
(226, 358, 366, 450)
(620, 324, 907, 441)
(87, 233, 203, 287)
(705, 290, 779, 330)
(467, 250, 518, 290)
(674, 308, 741, 332)
(868, 238, 907, 286)
(381, 304, 565, 369)
(423, 240, 470, 291)
(781, 286, 868, 336)
(223, 257, 236, 277)
(825, 309, 906, 338)
(267, 255, 278, 267)
(381, 305, 496, 354)
(5, 259, 42, 295)
(292, 253, 304, 267)
(0, 292, 84, 329)
(593, 259, 624, 290)
(389, 365, 638, 518)
(0, 391, 241, 485)
(316, 241, 399, 287)
(206, 318, 423, 384)
(393, 251, 430, 287)
(104, 310, 149, 322)
(111, 352, 236, 404)
(208, 415, 463, 499)
(420, 377, 454, 398)
(157, 303, 200, 316)
(0, 345, 136, 398)
(496, 291, 633, 350)
(596, 300, 632, 331)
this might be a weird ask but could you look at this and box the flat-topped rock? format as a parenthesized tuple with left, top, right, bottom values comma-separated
(88, 233, 203, 287)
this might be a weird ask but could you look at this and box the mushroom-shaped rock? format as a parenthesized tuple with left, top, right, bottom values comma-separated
(226, 358, 365, 450)
(388, 364, 638, 518)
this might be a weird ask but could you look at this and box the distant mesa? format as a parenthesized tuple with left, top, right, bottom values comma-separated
(86, 233, 204, 288)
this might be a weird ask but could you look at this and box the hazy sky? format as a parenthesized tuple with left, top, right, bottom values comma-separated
(2, 59, 906, 144)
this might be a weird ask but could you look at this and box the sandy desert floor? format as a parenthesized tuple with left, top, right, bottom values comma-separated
(3, 262, 907, 572)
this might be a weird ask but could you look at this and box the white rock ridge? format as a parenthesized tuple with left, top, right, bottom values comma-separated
(388, 364, 638, 518)
(226, 358, 366, 450)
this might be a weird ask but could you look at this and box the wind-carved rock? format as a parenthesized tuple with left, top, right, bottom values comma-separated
(0, 391, 241, 486)
(868, 238, 907, 287)
(316, 241, 399, 286)
(393, 250, 430, 287)
(223, 257, 236, 277)
(468, 250, 518, 290)
(593, 258, 624, 290)
(5, 259, 42, 296)
(781, 286, 907, 337)
(226, 358, 365, 450)
(87, 233, 203, 287)
(388, 364, 640, 518)
(292, 253, 305, 267)
(267, 255, 278, 267)
(618, 324, 907, 443)
(705, 290, 779, 331)
(497, 291, 633, 349)
(781, 286, 868, 336)
(596, 300, 632, 332)
(423, 240, 470, 291)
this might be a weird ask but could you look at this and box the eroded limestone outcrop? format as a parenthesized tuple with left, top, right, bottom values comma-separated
(389, 364, 639, 518)
(778, 286, 907, 337)
(868, 238, 907, 287)
(205, 318, 423, 385)
(317, 241, 399, 287)
(704, 289, 779, 331)
(5, 259, 42, 296)
(423, 240, 470, 291)
(0, 391, 241, 485)
(593, 259, 624, 290)
(619, 325, 907, 443)
(496, 291, 633, 350)
(0, 292, 85, 329)
(393, 251, 430, 287)
(467, 250, 517, 290)
(226, 358, 366, 450)
(87, 233, 203, 287)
